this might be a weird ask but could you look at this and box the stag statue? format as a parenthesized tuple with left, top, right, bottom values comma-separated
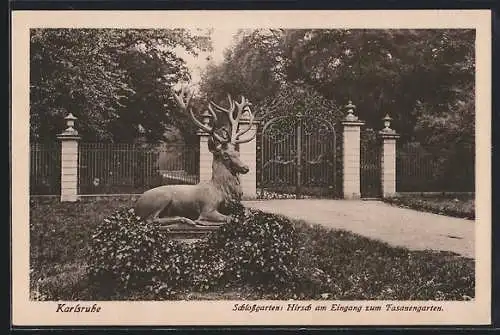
(134, 86, 256, 227)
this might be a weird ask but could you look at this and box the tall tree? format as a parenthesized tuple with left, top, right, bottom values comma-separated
(199, 29, 284, 107)
(200, 28, 475, 145)
(280, 29, 475, 141)
(30, 28, 212, 143)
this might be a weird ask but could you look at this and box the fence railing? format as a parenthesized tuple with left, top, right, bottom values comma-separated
(78, 142, 199, 195)
(397, 144, 474, 192)
(30, 143, 61, 195)
(30, 139, 474, 197)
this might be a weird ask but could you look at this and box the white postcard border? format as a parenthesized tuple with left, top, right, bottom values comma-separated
(11, 9, 492, 326)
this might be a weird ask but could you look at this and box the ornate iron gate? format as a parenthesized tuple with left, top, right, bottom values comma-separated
(360, 136, 382, 198)
(258, 112, 337, 199)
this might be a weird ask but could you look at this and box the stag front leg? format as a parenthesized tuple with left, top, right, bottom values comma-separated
(196, 209, 231, 226)
(146, 206, 199, 227)
(151, 216, 199, 227)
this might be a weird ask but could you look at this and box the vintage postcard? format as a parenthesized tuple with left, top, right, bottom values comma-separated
(11, 9, 491, 326)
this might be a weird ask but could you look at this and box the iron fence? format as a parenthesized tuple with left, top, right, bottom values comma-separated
(30, 143, 61, 195)
(396, 144, 474, 192)
(78, 142, 199, 194)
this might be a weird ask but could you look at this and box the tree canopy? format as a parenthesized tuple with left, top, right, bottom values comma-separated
(30, 28, 212, 143)
(31, 27, 475, 155)
(200, 29, 475, 149)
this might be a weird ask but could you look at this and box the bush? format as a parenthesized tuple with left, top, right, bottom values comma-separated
(87, 200, 324, 299)
(87, 208, 180, 298)
(200, 208, 302, 294)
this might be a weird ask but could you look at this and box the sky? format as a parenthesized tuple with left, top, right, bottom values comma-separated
(175, 29, 239, 86)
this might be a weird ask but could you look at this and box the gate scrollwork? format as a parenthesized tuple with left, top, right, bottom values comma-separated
(259, 112, 338, 199)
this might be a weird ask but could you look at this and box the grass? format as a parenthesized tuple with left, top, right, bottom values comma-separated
(382, 194, 475, 220)
(29, 197, 474, 301)
(29, 197, 136, 300)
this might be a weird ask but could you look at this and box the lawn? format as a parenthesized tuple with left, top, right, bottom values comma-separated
(29, 197, 474, 301)
(382, 194, 475, 220)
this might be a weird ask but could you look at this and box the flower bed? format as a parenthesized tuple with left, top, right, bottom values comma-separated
(257, 190, 311, 200)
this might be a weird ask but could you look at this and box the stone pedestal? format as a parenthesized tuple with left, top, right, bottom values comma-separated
(57, 130, 80, 202)
(238, 119, 258, 200)
(158, 221, 222, 241)
(379, 130, 400, 198)
(341, 102, 364, 199)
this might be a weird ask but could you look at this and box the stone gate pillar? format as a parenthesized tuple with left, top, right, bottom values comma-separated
(341, 101, 365, 199)
(57, 113, 80, 202)
(379, 114, 400, 198)
(238, 115, 259, 200)
(198, 110, 213, 183)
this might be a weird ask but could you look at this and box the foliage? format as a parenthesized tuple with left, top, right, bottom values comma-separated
(31, 198, 474, 301)
(201, 28, 475, 177)
(30, 28, 211, 143)
(411, 81, 475, 189)
(383, 195, 475, 220)
(86, 201, 325, 299)
(86, 208, 172, 297)
(202, 29, 473, 128)
(280, 29, 475, 142)
(199, 29, 284, 105)
(195, 204, 310, 296)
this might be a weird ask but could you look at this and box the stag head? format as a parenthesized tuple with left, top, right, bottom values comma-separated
(173, 86, 256, 175)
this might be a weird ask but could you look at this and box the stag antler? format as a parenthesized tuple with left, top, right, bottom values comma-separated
(234, 99, 256, 144)
(173, 86, 228, 144)
(210, 94, 257, 144)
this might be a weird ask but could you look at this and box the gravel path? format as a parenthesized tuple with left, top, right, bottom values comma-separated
(243, 199, 475, 259)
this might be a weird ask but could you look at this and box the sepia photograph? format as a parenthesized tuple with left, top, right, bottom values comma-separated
(11, 10, 491, 326)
